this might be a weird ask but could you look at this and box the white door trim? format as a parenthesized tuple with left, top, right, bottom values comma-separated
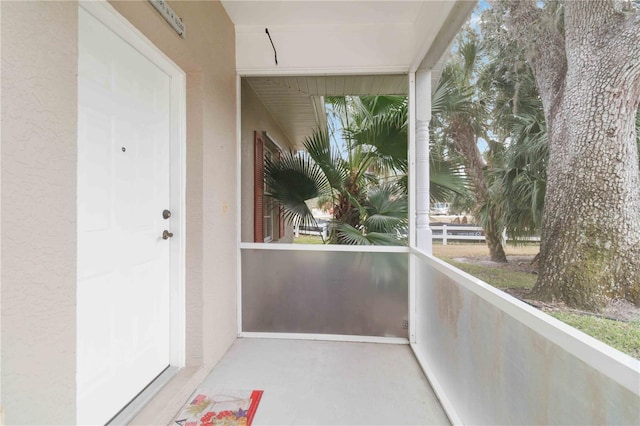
(79, 0, 186, 368)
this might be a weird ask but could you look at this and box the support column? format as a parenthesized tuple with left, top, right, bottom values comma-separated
(415, 69, 432, 253)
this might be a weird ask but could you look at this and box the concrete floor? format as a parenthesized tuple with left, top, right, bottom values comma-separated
(197, 338, 450, 425)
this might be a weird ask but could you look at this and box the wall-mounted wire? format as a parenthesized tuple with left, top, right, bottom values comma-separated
(265, 28, 278, 65)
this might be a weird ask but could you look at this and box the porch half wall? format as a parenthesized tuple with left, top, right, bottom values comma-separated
(1, 1, 239, 423)
(412, 250, 640, 425)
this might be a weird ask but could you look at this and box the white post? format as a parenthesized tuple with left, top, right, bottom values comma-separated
(415, 69, 432, 253)
(442, 224, 447, 246)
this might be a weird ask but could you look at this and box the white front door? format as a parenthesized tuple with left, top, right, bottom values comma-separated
(77, 7, 180, 424)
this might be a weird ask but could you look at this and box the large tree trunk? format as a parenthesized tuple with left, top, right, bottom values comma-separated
(452, 121, 508, 262)
(509, 1, 640, 310)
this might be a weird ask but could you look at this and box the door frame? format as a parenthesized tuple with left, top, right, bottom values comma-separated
(79, 1, 186, 368)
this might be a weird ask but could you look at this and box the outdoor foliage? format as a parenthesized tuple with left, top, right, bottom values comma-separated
(265, 126, 409, 245)
(265, 96, 466, 245)
(492, 0, 640, 310)
(478, 11, 549, 242)
(436, 0, 640, 310)
(429, 25, 547, 261)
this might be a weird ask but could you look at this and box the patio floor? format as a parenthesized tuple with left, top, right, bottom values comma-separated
(191, 338, 450, 425)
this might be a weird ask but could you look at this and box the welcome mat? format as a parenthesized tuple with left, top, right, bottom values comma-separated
(173, 389, 263, 426)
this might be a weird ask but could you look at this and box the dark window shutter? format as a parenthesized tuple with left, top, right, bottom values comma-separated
(254, 132, 264, 243)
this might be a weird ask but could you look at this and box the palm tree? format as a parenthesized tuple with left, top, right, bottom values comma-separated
(264, 95, 467, 245)
(492, 103, 548, 242)
(430, 31, 508, 262)
(344, 95, 468, 204)
(478, 14, 549, 245)
(265, 128, 406, 245)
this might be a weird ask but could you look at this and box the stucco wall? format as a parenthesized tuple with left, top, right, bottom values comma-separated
(241, 79, 295, 243)
(1, 2, 79, 423)
(1, 1, 238, 423)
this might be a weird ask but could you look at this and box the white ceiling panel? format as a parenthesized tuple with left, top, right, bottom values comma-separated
(221, 1, 425, 26)
(224, 1, 475, 74)
(231, 1, 476, 148)
(246, 74, 408, 147)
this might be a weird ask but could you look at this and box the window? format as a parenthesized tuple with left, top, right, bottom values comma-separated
(254, 131, 285, 243)
(263, 147, 274, 242)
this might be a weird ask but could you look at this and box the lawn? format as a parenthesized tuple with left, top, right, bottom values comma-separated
(433, 242, 539, 289)
(293, 235, 325, 244)
(549, 312, 640, 359)
(433, 242, 540, 258)
(433, 243, 640, 360)
(444, 259, 536, 289)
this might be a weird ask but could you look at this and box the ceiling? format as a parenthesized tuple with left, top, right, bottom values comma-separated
(225, 1, 476, 149)
(221, 1, 426, 26)
(245, 75, 408, 147)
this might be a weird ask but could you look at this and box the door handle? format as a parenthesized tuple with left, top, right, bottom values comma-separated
(162, 230, 174, 240)
(162, 209, 172, 219)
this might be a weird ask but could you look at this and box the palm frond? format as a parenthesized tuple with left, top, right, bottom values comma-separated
(429, 154, 469, 203)
(265, 151, 331, 228)
(431, 77, 473, 117)
(302, 128, 348, 190)
(332, 221, 404, 246)
(363, 184, 407, 234)
(347, 109, 408, 173)
(332, 222, 369, 245)
(359, 95, 406, 116)
(363, 232, 405, 246)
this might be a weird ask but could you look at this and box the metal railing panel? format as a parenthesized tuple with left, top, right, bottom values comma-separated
(411, 248, 640, 425)
(241, 247, 408, 338)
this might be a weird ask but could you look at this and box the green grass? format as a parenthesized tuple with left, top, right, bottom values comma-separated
(444, 259, 537, 289)
(549, 312, 640, 359)
(293, 235, 325, 244)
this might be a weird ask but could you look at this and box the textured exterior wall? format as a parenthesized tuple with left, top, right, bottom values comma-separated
(240, 80, 294, 243)
(1, 2, 79, 424)
(413, 251, 640, 425)
(1, 0, 238, 423)
(184, 71, 205, 366)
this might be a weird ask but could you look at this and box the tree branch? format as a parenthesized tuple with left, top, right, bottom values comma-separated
(580, 1, 640, 85)
(619, 8, 640, 97)
(564, 0, 619, 33)
(565, 0, 639, 56)
(620, 5, 640, 55)
(506, 0, 567, 115)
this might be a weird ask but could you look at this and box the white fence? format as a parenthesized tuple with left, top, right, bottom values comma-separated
(293, 223, 540, 245)
(431, 225, 540, 245)
(293, 224, 328, 240)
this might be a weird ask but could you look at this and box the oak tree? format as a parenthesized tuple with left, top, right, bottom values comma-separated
(507, 0, 640, 310)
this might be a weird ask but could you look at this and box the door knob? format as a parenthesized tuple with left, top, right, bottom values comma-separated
(162, 230, 174, 240)
(162, 209, 172, 219)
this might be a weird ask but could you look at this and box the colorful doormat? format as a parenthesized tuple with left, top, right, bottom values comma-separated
(173, 389, 263, 426)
